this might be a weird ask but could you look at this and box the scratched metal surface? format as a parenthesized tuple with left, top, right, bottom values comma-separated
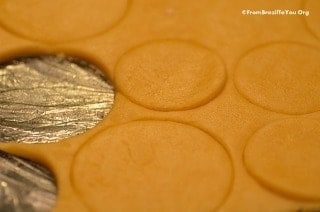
(0, 150, 56, 212)
(0, 55, 114, 143)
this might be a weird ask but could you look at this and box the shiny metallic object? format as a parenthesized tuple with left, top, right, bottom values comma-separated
(0, 150, 56, 212)
(0, 55, 114, 143)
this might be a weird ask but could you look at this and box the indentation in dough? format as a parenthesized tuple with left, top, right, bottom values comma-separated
(0, 0, 128, 43)
(234, 42, 320, 115)
(304, 0, 320, 40)
(244, 118, 320, 200)
(115, 40, 226, 111)
(71, 120, 233, 211)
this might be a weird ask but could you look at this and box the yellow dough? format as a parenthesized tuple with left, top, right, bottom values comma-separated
(0, 0, 128, 43)
(72, 121, 232, 211)
(234, 42, 320, 115)
(305, 0, 320, 40)
(115, 40, 226, 111)
(0, 0, 320, 211)
(244, 118, 320, 201)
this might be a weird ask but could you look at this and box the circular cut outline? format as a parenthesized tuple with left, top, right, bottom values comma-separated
(114, 39, 227, 112)
(70, 119, 234, 211)
(0, 0, 132, 44)
(233, 41, 320, 115)
(243, 118, 320, 201)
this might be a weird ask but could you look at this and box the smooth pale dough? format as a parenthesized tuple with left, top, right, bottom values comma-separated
(244, 118, 320, 200)
(72, 121, 232, 211)
(0, 0, 128, 42)
(115, 40, 226, 111)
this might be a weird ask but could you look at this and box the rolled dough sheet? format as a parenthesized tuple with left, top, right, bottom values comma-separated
(0, 0, 320, 211)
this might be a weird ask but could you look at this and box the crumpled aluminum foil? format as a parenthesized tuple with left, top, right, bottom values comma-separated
(0, 55, 115, 211)
(0, 55, 114, 143)
(0, 150, 56, 212)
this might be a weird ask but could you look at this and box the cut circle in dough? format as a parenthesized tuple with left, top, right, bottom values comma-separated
(234, 42, 320, 115)
(244, 118, 320, 200)
(71, 120, 233, 211)
(115, 40, 226, 111)
(0, 0, 128, 43)
(305, 0, 320, 40)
